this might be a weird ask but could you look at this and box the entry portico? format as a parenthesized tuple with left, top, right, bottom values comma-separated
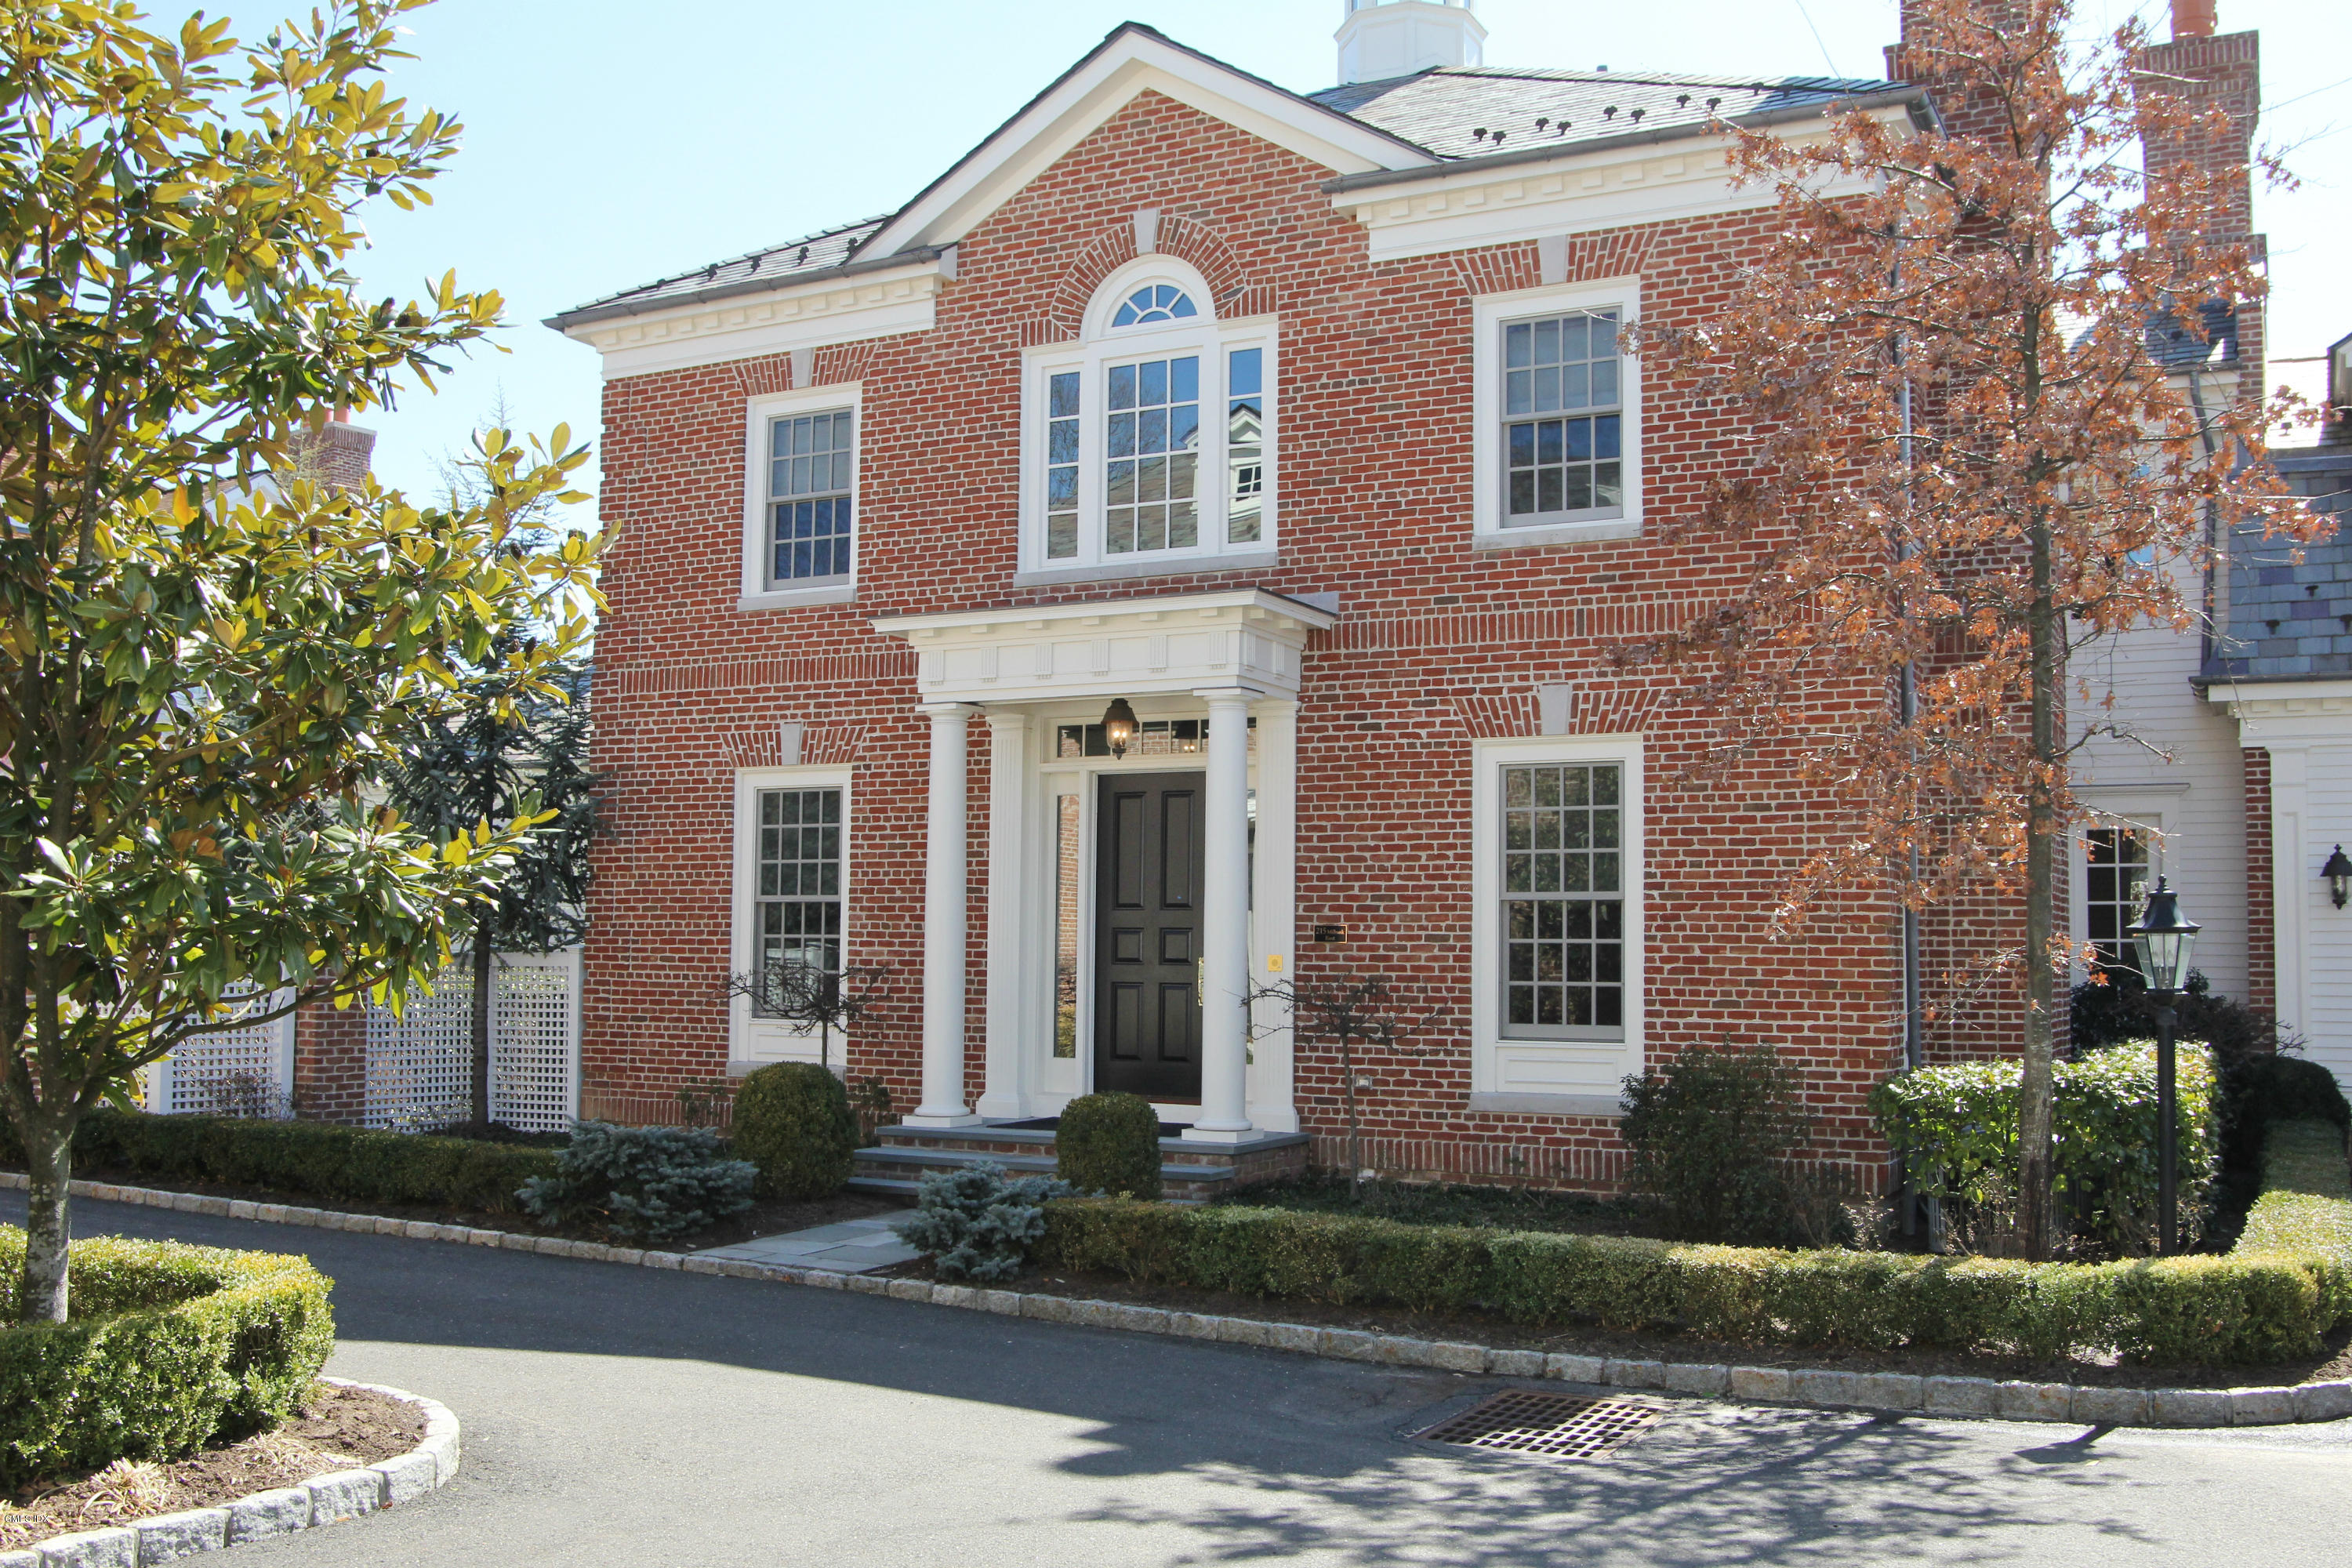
(875, 588, 1335, 1138)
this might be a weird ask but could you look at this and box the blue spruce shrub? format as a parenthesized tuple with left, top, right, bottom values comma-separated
(518, 1121, 757, 1241)
(893, 1160, 1074, 1282)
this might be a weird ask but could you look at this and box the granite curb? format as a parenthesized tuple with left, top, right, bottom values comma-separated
(10, 1168, 2347, 1433)
(0, 1374, 457, 1568)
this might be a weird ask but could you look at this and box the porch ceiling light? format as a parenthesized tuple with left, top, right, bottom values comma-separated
(1102, 697, 1138, 759)
(2128, 877, 2201, 997)
(2325, 844, 2352, 910)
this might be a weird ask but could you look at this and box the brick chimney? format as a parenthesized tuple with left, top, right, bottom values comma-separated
(285, 406, 378, 493)
(2132, 4, 2263, 385)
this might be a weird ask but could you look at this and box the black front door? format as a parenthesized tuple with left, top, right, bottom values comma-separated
(1094, 771, 1205, 1102)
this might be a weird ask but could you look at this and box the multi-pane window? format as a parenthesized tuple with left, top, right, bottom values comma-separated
(1502, 763, 1624, 1032)
(1227, 347, 1263, 545)
(1105, 355, 1200, 554)
(1112, 285, 1198, 327)
(2085, 826, 2152, 977)
(1504, 310, 1622, 521)
(768, 410, 854, 583)
(1045, 372, 1080, 559)
(753, 787, 842, 1014)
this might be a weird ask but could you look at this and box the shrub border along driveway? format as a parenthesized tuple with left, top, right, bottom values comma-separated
(9, 1171, 2344, 1432)
(0, 1376, 458, 1568)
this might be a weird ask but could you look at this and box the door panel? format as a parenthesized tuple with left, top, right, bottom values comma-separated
(1095, 771, 1206, 1101)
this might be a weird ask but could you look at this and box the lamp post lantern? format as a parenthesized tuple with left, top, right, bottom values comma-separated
(2128, 877, 2201, 1254)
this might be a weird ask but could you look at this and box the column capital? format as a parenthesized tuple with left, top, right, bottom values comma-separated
(982, 707, 1031, 732)
(917, 701, 982, 719)
(1191, 686, 1263, 707)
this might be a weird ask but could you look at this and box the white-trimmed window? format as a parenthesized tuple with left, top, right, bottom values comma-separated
(1472, 277, 1642, 548)
(741, 385, 861, 609)
(1022, 259, 1276, 579)
(2084, 822, 2156, 978)
(1470, 735, 1644, 1110)
(730, 765, 852, 1066)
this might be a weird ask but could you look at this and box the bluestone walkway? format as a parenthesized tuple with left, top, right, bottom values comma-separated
(5, 1188, 2349, 1566)
(692, 1210, 920, 1272)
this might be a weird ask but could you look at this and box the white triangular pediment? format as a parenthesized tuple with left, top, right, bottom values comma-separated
(862, 25, 1435, 260)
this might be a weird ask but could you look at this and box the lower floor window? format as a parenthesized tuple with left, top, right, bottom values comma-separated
(754, 786, 842, 1013)
(2085, 825, 2152, 978)
(1502, 761, 1624, 1032)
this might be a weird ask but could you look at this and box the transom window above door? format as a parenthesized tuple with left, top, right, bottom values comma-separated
(1025, 267, 1276, 577)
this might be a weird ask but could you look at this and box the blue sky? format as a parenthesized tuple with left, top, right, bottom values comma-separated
(242, 0, 2352, 512)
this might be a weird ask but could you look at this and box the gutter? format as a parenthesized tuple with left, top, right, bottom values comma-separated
(1318, 84, 1939, 198)
(545, 244, 952, 335)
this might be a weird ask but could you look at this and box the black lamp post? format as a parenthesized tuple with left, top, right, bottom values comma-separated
(2128, 877, 2201, 1254)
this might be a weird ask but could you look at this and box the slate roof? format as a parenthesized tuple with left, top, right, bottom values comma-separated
(2204, 446, 2352, 684)
(1308, 67, 1896, 162)
(551, 31, 1911, 329)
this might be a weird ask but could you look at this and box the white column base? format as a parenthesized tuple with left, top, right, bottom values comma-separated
(902, 1110, 985, 1128)
(1181, 1124, 1260, 1145)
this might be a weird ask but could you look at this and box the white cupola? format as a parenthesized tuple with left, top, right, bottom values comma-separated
(1335, 0, 1486, 85)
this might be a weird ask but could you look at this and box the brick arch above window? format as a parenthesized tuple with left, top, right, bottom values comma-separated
(1036, 215, 1270, 343)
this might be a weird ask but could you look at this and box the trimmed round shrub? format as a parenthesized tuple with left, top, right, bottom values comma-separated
(1055, 1092, 1163, 1200)
(1621, 1043, 1809, 1244)
(730, 1063, 859, 1199)
(0, 1229, 334, 1489)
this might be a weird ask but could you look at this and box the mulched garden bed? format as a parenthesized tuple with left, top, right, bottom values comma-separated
(876, 1254, 2352, 1392)
(30, 1160, 901, 1254)
(0, 1382, 421, 1551)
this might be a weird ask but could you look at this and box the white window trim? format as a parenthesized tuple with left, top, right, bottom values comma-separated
(741, 383, 862, 612)
(1472, 274, 1642, 547)
(1470, 733, 1645, 1108)
(1018, 255, 1279, 579)
(729, 764, 854, 1072)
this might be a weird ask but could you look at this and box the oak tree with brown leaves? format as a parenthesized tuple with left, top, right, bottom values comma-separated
(1621, 0, 2323, 1258)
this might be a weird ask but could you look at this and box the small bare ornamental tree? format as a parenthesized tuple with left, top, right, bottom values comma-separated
(725, 962, 892, 1073)
(1619, 0, 2323, 1257)
(1252, 975, 1445, 1196)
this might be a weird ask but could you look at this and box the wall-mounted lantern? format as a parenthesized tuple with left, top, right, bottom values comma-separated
(2325, 844, 2352, 910)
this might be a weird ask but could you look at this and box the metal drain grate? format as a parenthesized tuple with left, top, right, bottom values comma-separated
(1416, 1391, 1665, 1460)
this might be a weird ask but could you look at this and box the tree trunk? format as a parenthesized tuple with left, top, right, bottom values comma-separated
(16, 1116, 74, 1323)
(2019, 516, 2060, 1261)
(470, 916, 495, 1128)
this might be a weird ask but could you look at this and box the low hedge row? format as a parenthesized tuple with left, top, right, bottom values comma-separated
(1039, 1198, 2350, 1366)
(1, 1109, 559, 1214)
(2235, 1120, 2352, 1261)
(0, 1229, 335, 1488)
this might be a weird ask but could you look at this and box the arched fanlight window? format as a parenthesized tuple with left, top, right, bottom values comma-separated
(1111, 284, 1198, 328)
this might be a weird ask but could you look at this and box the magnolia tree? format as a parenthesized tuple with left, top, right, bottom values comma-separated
(0, 0, 607, 1320)
(1619, 0, 2324, 1258)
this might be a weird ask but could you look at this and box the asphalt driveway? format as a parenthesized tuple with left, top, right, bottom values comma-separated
(5, 1189, 2349, 1566)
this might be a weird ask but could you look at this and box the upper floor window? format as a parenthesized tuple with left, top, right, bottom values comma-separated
(1472, 278, 1641, 547)
(768, 409, 854, 586)
(1023, 263, 1276, 577)
(741, 384, 861, 608)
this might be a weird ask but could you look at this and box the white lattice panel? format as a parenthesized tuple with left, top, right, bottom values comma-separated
(154, 984, 293, 1116)
(363, 949, 579, 1134)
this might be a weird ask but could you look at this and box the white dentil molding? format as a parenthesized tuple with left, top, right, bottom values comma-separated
(568, 263, 946, 382)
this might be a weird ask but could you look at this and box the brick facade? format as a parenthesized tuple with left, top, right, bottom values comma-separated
(568, 66, 2039, 1189)
(2242, 746, 2274, 1016)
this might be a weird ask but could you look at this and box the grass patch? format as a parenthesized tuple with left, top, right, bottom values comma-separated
(2236, 1120, 2352, 1260)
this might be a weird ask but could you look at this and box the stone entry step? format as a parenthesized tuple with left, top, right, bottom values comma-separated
(848, 1120, 1309, 1205)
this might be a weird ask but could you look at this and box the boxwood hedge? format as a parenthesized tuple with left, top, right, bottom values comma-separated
(0, 1229, 335, 1489)
(1040, 1156, 2352, 1367)
(1, 1108, 558, 1214)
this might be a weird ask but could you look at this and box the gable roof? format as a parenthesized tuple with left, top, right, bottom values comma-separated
(552, 27, 1919, 335)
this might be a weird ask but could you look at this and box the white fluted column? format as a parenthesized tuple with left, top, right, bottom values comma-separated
(1193, 688, 1256, 1138)
(909, 702, 982, 1126)
(976, 709, 1032, 1119)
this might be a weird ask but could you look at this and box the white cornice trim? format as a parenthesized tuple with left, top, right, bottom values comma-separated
(568, 264, 944, 380)
(862, 34, 1432, 259)
(873, 588, 1337, 706)
(2206, 678, 2352, 724)
(1330, 111, 1902, 263)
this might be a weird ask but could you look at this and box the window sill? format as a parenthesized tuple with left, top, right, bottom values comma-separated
(1465, 1092, 1625, 1118)
(1474, 518, 1641, 550)
(739, 583, 855, 612)
(1013, 548, 1279, 588)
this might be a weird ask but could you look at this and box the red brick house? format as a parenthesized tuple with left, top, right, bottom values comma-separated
(542, 2, 2272, 1192)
